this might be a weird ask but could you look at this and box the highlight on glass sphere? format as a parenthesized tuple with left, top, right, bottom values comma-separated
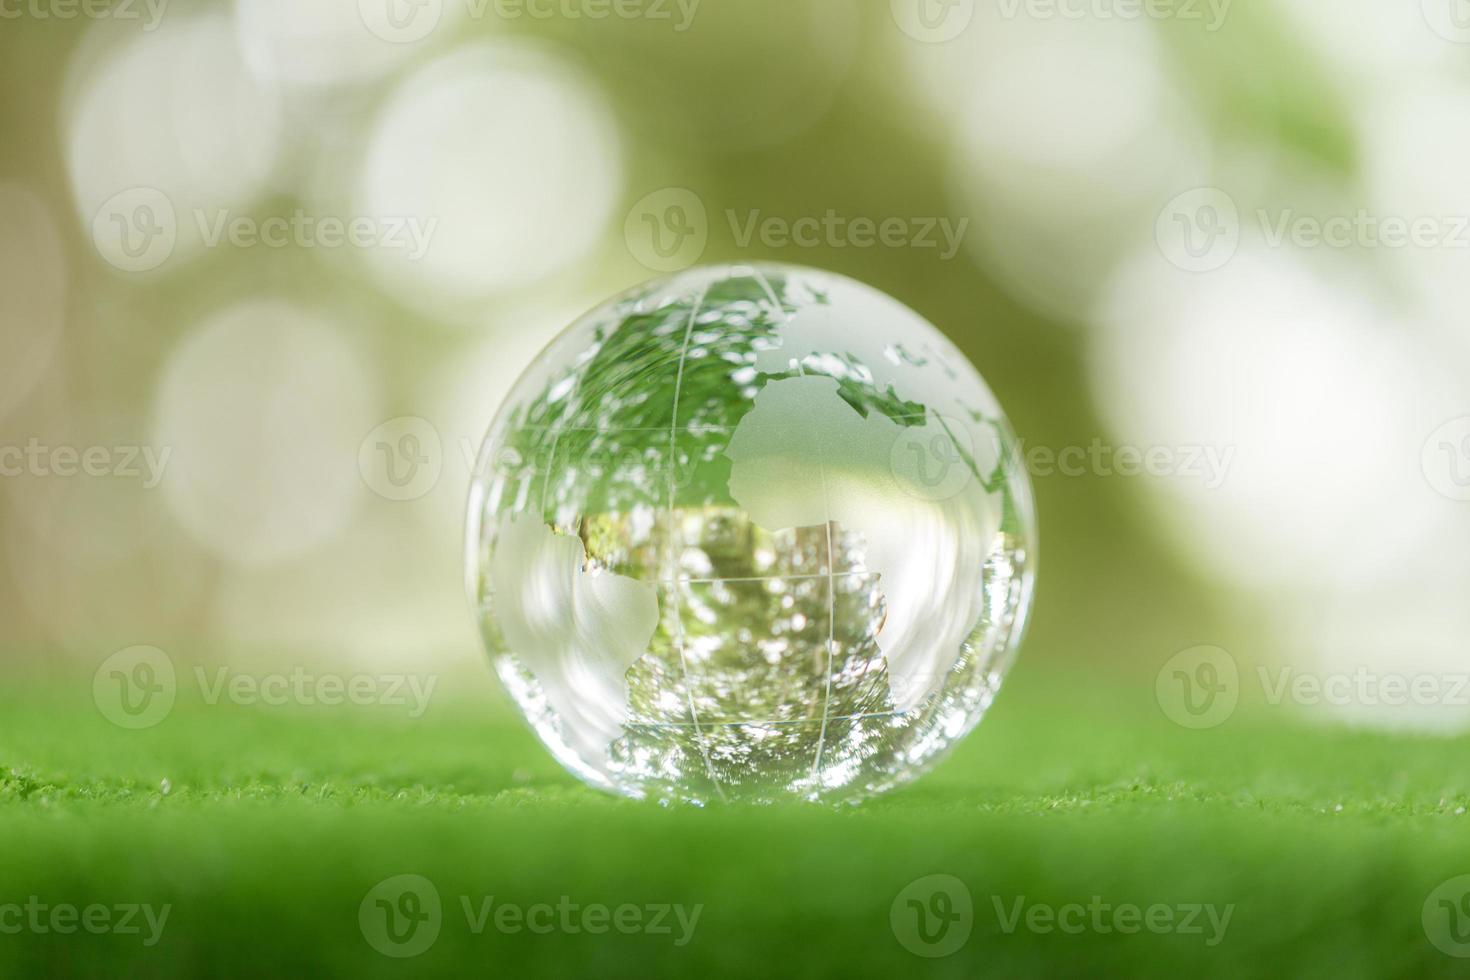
(466, 264, 1036, 804)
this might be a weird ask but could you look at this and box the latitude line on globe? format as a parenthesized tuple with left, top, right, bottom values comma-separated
(658, 570, 870, 586)
(664, 279, 726, 802)
(636, 710, 904, 729)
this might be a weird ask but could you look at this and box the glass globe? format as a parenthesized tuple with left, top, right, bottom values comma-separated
(466, 264, 1035, 804)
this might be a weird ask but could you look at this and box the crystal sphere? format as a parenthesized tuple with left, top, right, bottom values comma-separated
(466, 264, 1035, 804)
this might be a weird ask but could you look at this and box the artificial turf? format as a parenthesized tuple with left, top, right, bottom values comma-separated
(2, 661, 1468, 978)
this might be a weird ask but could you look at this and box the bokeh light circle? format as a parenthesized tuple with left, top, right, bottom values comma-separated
(355, 40, 623, 310)
(153, 299, 379, 566)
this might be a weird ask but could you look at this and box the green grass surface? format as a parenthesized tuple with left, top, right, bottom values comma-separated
(3, 664, 1470, 978)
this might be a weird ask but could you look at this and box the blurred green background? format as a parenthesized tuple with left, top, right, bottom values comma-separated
(3, 0, 1470, 975)
(3, 0, 1465, 691)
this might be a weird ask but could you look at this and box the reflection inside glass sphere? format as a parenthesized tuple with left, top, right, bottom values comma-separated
(468, 264, 1035, 803)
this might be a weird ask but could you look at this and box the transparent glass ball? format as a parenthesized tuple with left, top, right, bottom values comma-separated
(467, 264, 1036, 804)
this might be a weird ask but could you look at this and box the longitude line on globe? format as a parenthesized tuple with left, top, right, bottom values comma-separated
(665, 279, 728, 802)
(749, 266, 840, 796)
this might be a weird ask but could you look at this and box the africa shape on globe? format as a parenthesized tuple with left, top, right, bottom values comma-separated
(467, 264, 1035, 804)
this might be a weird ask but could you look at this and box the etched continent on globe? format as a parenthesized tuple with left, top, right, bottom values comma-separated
(467, 264, 1035, 803)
